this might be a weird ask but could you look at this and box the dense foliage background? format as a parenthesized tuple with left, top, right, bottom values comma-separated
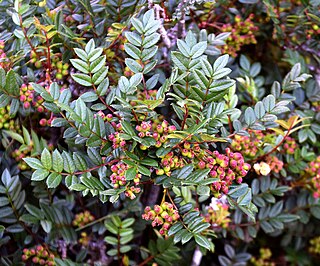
(0, 0, 319, 265)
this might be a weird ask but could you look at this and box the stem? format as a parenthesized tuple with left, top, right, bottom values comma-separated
(49, 160, 111, 177)
(138, 255, 155, 266)
(252, 123, 294, 163)
(141, 74, 148, 99)
(181, 104, 188, 130)
(227, 115, 233, 134)
(59, 111, 108, 143)
(132, 109, 140, 123)
(76, 209, 128, 231)
(7, 189, 40, 243)
(43, 30, 52, 82)
(161, 189, 167, 204)
(201, 22, 223, 31)
(117, 231, 122, 264)
(88, 73, 121, 120)
(75, 214, 111, 232)
(225, 99, 233, 134)
(19, 15, 37, 55)
(166, 190, 177, 210)
(107, 27, 127, 50)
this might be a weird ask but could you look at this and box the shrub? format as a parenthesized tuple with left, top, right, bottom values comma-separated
(0, 0, 319, 265)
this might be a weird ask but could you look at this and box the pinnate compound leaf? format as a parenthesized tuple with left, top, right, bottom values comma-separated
(194, 234, 211, 250)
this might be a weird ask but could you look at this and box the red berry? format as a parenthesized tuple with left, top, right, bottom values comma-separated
(39, 118, 47, 126)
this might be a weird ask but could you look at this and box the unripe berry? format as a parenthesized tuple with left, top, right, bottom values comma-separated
(156, 169, 164, 175)
(38, 0, 46, 7)
(30, 51, 37, 58)
(161, 211, 169, 219)
(35, 61, 42, 68)
(184, 142, 191, 149)
(20, 95, 27, 101)
(154, 205, 163, 214)
(182, 149, 189, 157)
(37, 106, 45, 112)
(156, 125, 163, 133)
(39, 118, 47, 126)
(56, 61, 63, 69)
(168, 125, 176, 133)
(23, 102, 31, 108)
(198, 161, 206, 169)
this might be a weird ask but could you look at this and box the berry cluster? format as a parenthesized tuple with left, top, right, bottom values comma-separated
(30, 51, 69, 80)
(131, 89, 158, 105)
(204, 198, 230, 229)
(20, 84, 35, 109)
(157, 143, 250, 196)
(136, 120, 176, 150)
(208, 148, 250, 195)
(95, 111, 113, 122)
(106, 24, 126, 58)
(124, 66, 133, 77)
(19, 82, 52, 126)
(282, 136, 298, 155)
(20, 83, 51, 127)
(305, 156, 320, 198)
(309, 236, 320, 255)
(39, 116, 53, 127)
(305, 24, 320, 40)
(124, 185, 142, 200)
(142, 202, 180, 236)
(277, 23, 320, 44)
(51, 56, 69, 80)
(0, 40, 10, 70)
(72, 211, 95, 227)
(106, 116, 127, 149)
(110, 162, 129, 188)
(220, 14, 258, 57)
(110, 161, 141, 199)
(29, 51, 40, 68)
(79, 232, 91, 246)
(156, 151, 185, 176)
(231, 133, 263, 159)
(266, 156, 283, 174)
(0, 106, 18, 130)
(11, 141, 34, 170)
(22, 245, 55, 266)
(249, 248, 275, 266)
(270, 1, 319, 47)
